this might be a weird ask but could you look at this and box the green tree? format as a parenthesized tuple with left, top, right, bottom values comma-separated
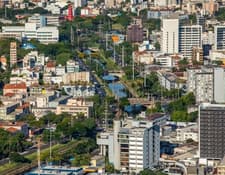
(9, 152, 31, 163)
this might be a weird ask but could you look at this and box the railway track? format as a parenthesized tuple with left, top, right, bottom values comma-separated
(0, 140, 82, 175)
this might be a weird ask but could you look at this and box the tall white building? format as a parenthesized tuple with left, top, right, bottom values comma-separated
(187, 67, 225, 103)
(161, 17, 179, 54)
(97, 118, 160, 173)
(179, 25, 202, 58)
(2, 23, 59, 44)
(214, 67, 225, 103)
(214, 25, 225, 51)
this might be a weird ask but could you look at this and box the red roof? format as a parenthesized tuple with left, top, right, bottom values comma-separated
(17, 103, 30, 109)
(46, 61, 56, 68)
(6, 127, 19, 133)
(4, 83, 26, 90)
(4, 93, 15, 97)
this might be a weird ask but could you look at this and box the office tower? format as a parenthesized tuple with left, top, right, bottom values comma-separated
(192, 47, 203, 63)
(179, 25, 202, 58)
(161, 16, 179, 54)
(97, 118, 160, 173)
(127, 24, 144, 43)
(199, 103, 225, 160)
(214, 25, 225, 51)
(214, 67, 225, 103)
(197, 15, 206, 32)
(10, 42, 17, 67)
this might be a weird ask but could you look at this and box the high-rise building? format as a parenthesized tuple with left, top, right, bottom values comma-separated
(179, 25, 202, 58)
(10, 42, 17, 67)
(199, 103, 225, 160)
(197, 15, 206, 32)
(187, 67, 213, 103)
(214, 25, 225, 51)
(161, 17, 179, 54)
(187, 67, 225, 103)
(97, 118, 160, 173)
(214, 67, 225, 103)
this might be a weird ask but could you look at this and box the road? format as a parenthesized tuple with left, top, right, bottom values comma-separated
(74, 56, 106, 97)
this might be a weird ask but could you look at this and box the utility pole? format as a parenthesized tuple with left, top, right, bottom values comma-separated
(37, 138, 41, 174)
(122, 46, 125, 67)
(113, 42, 116, 63)
(105, 33, 108, 50)
(132, 52, 135, 80)
(70, 26, 74, 47)
(105, 99, 108, 130)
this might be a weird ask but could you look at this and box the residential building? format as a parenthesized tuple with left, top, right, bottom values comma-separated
(10, 42, 17, 67)
(0, 102, 20, 120)
(157, 71, 184, 90)
(2, 23, 59, 44)
(187, 67, 225, 103)
(161, 16, 179, 54)
(214, 67, 225, 103)
(0, 122, 29, 137)
(97, 118, 160, 173)
(216, 157, 225, 175)
(56, 98, 93, 117)
(199, 103, 225, 160)
(192, 47, 203, 63)
(196, 15, 205, 32)
(62, 72, 90, 84)
(179, 25, 202, 58)
(154, 54, 173, 67)
(3, 82, 27, 96)
(66, 60, 79, 73)
(133, 51, 154, 64)
(214, 25, 225, 51)
(176, 123, 198, 142)
(127, 24, 144, 43)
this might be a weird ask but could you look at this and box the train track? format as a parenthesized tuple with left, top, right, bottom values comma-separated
(0, 140, 82, 175)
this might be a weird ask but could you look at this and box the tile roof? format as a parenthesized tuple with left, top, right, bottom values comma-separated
(4, 83, 26, 89)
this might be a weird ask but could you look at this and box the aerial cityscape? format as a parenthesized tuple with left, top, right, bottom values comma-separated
(0, 0, 224, 174)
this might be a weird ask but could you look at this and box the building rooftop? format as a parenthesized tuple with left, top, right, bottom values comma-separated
(4, 82, 26, 89)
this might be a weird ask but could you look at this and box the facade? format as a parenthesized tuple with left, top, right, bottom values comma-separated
(3, 82, 27, 96)
(28, 14, 60, 27)
(197, 15, 206, 32)
(179, 25, 202, 58)
(161, 17, 179, 54)
(192, 47, 203, 63)
(195, 72, 213, 103)
(10, 42, 17, 67)
(2, 23, 59, 44)
(74, 0, 86, 8)
(214, 67, 225, 103)
(157, 71, 183, 90)
(214, 26, 225, 51)
(176, 123, 198, 142)
(56, 98, 93, 117)
(199, 103, 225, 160)
(97, 119, 160, 173)
(187, 67, 225, 103)
(127, 24, 144, 43)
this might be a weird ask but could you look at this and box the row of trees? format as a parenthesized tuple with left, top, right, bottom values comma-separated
(0, 129, 32, 159)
